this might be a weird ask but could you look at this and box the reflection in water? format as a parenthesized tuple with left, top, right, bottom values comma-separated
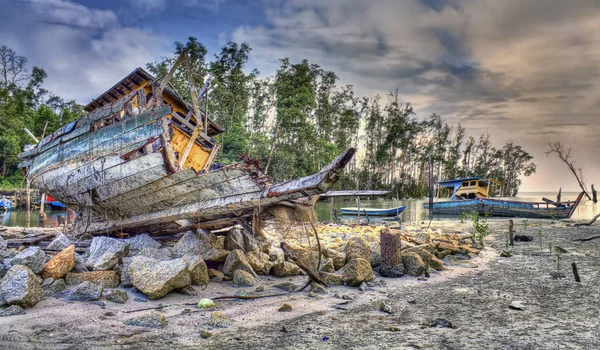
(1, 208, 69, 227)
(315, 192, 599, 223)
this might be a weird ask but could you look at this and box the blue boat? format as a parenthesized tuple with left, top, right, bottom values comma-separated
(341, 206, 406, 216)
(0, 197, 14, 210)
(424, 177, 584, 219)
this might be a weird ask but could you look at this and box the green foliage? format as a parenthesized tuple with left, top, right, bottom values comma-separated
(469, 212, 491, 247)
(459, 212, 468, 224)
(0, 45, 84, 187)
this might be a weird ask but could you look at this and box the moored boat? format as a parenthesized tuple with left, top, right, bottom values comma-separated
(424, 177, 584, 219)
(341, 206, 406, 216)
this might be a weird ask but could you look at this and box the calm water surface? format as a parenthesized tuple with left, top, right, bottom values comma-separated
(315, 192, 599, 223)
(2, 192, 598, 227)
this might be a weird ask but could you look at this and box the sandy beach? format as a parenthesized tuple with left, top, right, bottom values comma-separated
(1, 218, 598, 349)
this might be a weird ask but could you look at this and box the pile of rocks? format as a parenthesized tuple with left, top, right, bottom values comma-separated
(0, 221, 480, 315)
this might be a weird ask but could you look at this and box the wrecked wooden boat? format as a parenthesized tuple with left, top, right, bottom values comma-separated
(18, 64, 355, 236)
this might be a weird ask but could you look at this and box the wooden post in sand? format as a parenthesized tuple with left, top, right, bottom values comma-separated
(25, 178, 31, 228)
(379, 227, 405, 277)
(509, 220, 514, 246)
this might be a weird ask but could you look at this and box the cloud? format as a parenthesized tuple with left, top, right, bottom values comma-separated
(0, 0, 171, 103)
(229, 0, 600, 190)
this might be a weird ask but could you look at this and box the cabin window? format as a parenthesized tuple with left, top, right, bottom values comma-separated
(470, 181, 476, 186)
(462, 181, 469, 187)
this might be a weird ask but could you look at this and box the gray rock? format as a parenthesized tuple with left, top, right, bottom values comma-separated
(11, 247, 45, 274)
(0, 235, 7, 250)
(182, 254, 209, 286)
(225, 226, 261, 253)
(369, 241, 381, 267)
(172, 231, 228, 262)
(246, 251, 270, 274)
(209, 311, 232, 328)
(271, 261, 302, 277)
(103, 289, 128, 304)
(310, 282, 327, 294)
(46, 233, 72, 251)
(223, 250, 256, 277)
(128, 256, 190, 299)
(119, 257, 133, 287)
(73, 254, 89, 273)
(136, 248, 172, 261)
(43, 278, 66, 296)
(346, 236, 371, 263)
(338, 258, 375, 287)
(0, 263, 6, 278)
(267, 247, 285, 265)
(402, 252, 426, 277)
(0, 305, 26, 317)
(86, 237, 129, 271)
(124, 311, 167, 328)
(0, 265, 44, 307)
(273, 282, 297, 292)
(380, 301, 393, 314)
(126, 234, 161, 252)
(233, 269, 257, 287)
(64, 281, 103, 301)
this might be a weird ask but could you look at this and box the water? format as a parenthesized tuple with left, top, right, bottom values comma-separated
(2, 192, 597, 227)
(315, 192, 600, 223)
(1, 208, 69, 227)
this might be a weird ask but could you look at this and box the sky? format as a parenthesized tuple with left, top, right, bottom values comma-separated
(0, 0, 598, 192)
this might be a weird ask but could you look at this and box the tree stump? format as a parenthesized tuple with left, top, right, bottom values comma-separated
(379, 228, 405, 277)
(509, 220, 514, 247)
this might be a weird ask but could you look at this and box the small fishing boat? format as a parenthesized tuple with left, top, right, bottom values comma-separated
(341, 206, 406, 216)
(424, 177, 584, 219)
(37, 195, 67, 210)
(0, 197, 14, 210)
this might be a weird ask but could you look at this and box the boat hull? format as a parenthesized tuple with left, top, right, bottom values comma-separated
(341, 206, 406, 216)
(424, 196, 583, 219)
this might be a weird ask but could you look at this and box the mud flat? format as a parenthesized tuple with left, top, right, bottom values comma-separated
(0, 219, 598, 349)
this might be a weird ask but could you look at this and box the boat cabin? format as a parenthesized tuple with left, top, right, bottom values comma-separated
(437, 177, 502, 200)
(84, 68, 224, 173)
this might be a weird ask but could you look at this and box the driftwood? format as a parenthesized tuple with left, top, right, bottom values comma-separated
(592, 184, 597, 203)
(572, 235, 600, 242)
(509, 220, 514, 247)
(573, 213, 600, 227)
(545, 142, 591, 200)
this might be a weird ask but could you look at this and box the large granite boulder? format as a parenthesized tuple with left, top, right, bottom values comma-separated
(10, 247, 45, 274)
(225, 226, 262, 253)
(246, 251, 270, 274)
(338, 258, 375, 287)
(41, 244, 75, 279)
(64, 281, 103, 301)
(233, 269, 258, 287)
(222, 250, 256, 277)
(128, 256, 190, 299)
(126, 234, 161, 252)
(136, 248, 172, 261)
(46, 233, 72, 251)
(182, 254, 209, 286)
(65, 271, 120, 288)
(271, 261, 303, 277)
(0, 235, 7, 250)
(402, 251, 426, 276)
(345, 236, 371, 262)
(86, 237, 129, 271)
(171, 231, 228, 262)
(1, 265, 44, 307)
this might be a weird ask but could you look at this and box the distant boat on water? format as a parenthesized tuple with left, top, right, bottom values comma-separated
(341, 206, 406, 216)
(424, 177, 584, 219)
(0, 197, 14, 210)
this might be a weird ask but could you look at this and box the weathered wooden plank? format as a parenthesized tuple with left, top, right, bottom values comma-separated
(75, 152, 165, 196)
(93, 164, 168, 202)
(124, 174, 261, 216)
